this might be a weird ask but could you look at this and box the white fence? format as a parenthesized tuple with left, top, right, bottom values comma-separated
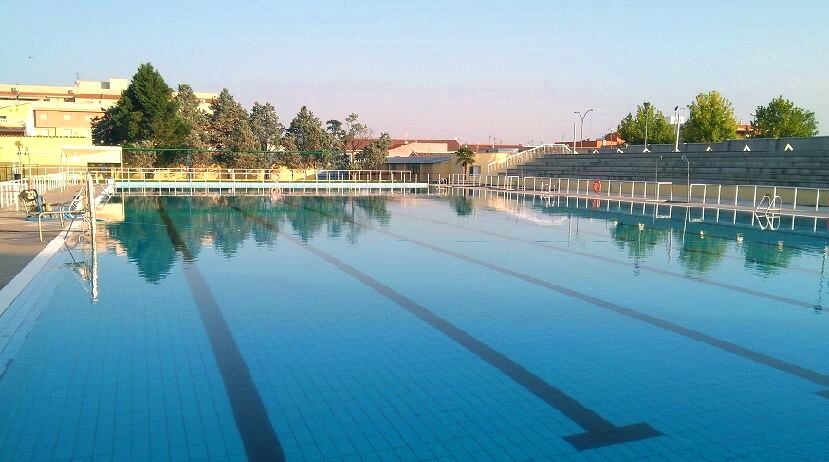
(0, 171, 83, 210)
(429, 174, 829, 212)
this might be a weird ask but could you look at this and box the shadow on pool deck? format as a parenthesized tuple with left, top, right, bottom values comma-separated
(0, 188, 79, 290)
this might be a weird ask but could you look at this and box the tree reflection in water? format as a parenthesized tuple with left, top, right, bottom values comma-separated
(106, 195, 392, 284)
(107, 192, 828, 285)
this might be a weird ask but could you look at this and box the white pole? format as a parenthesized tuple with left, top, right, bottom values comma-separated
(573, 123, 577, 154)
(674, 106, 681, 152)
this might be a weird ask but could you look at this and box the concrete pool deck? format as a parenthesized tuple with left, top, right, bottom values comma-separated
(0, 187, 79, 290)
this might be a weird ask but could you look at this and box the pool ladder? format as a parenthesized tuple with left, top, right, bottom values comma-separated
(754, 194, 782, 231)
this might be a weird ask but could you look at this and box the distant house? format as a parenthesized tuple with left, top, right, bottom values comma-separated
(736, 122, 753, 138)
(384, 140, 527, 176)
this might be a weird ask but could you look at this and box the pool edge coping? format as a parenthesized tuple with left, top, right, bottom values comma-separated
(0, 224, 74, 317)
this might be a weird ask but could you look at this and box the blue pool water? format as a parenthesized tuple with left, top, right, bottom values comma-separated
(1, 190, 828, 461)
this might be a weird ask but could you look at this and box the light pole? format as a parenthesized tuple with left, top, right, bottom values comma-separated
(574, 108, 594, 151)
(643, 102, 651, 151)
(572, 122, 577, 153)
(673, 106, 682, 152)
(681, 154, 690, 202)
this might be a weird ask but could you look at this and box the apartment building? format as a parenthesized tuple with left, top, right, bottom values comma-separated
(0, 78, 218, 139)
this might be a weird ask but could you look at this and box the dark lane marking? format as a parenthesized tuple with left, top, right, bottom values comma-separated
(402, 204, 815, 310)
(158, 199, 285, 462)
(232, 205, 661, 451)
(299, 201, 829, 398)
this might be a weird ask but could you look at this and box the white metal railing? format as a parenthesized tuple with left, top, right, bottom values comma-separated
(0, 170, 83, 211)
(426, 172, 827, 213)
(485, 144, 571, 175)
(87, 168, 416, 184)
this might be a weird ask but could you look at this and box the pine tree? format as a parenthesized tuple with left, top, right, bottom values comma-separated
(173, 84, 212, 166)
(250, 102, 283, 151)
(206, 89, 263, 167)
(286, 106, 326, 152)
(176, 84, 209, 148)
(92, 63, 188, 149)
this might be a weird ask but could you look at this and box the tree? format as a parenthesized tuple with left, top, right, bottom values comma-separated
(325, 119, 345, 150)
(91, 63, 188, 147)
(455, 145, 476, 173)
(343, 113, 371, 153)
(250, 102, 282, 151)
(174, 84, 211, 166)
(175, 84, 209, 148)
(683, 91, 737, 143)
(327, 114, 373, 168)
(121, 140, 158, 168)
(356, 133, 391, 169)
(285, 106, 330, 167)
(207, 89, 256, 151)
(753, 96, 818, 138)
(285, 106, 326, 152)
(616, 102, 674, 145)
(225, 123, 261, 168)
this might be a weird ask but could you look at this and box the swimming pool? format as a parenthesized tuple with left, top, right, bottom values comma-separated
(1, 190, 827, 461)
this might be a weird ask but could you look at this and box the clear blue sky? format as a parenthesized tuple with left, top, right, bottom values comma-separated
(4, 0, 827, 142)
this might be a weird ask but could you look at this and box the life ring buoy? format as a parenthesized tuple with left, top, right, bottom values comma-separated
(592, 180, 602, 193)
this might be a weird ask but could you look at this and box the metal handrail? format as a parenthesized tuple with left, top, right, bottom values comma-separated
(485, 144, 571, 175)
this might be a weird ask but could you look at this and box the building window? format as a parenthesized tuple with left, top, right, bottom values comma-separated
(63, 129, 72, 136)
(39, 113, 48, 120)
(38, 128, 50, 136)
(63, 114, 72, 121)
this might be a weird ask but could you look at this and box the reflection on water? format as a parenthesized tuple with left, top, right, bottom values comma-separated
(105, 195, 393, 283)
(435, 190, 829, 279)
(103, 191, 829, 285)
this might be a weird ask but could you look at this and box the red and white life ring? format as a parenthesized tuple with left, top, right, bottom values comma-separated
(592, 180, 602, 193)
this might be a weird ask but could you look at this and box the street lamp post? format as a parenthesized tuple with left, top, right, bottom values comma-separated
(573, 123, 577, 154)
(643, 102, 650, 151)
(574, 109, 594, 152)
(673, 106, 682, 152)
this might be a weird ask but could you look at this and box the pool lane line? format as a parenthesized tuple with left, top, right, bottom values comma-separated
(396, 207, 815, 311)
(231, 205, 662, 452)
(157, 199, 285, 462)
(294, 201, 829, 398)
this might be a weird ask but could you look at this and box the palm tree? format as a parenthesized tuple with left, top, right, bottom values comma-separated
(455, 145, 476, 174)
